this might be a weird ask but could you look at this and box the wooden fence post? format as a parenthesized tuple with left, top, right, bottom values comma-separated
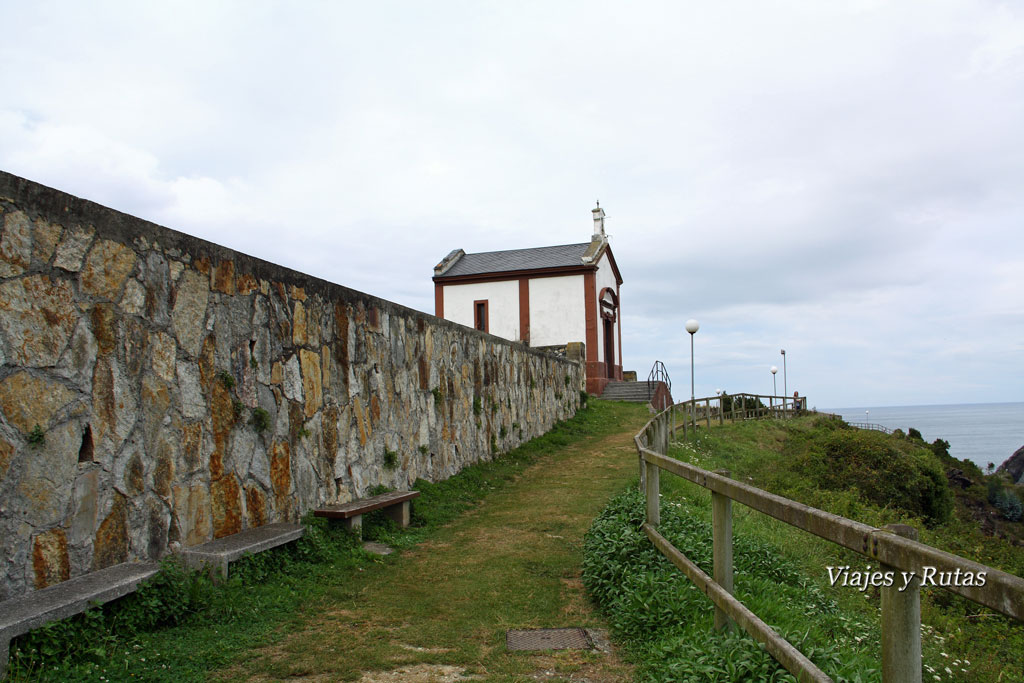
(712, 469, 734, 631)
(645, 459, 660, 526)
(671, 403, 676, 440)
(882, 524, 922, 683)
(660, 414, 669, 455)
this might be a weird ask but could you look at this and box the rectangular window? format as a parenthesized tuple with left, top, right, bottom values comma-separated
(474, 300, 489, 332)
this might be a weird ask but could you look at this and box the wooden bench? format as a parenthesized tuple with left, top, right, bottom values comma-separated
(313, 490, 420, 535)
(179, 522, 304, 579)
(0, 561, 160, 678)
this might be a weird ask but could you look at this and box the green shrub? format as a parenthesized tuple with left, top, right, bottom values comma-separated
(988, 481, 1024, 522)
(812, 430, 953, 525)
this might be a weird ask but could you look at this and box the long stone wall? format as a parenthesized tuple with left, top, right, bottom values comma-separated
(0, 171, 584, 601)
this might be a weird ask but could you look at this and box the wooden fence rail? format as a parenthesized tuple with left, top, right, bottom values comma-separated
(634, 399, 1024, 683)
(670, 392, 809, 438)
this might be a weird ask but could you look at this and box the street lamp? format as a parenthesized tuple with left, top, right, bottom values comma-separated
(686, 319, 699, 431)
(770, 365, 778, 397)
(685, 319, 699, 401)
(780, 349, 787, 402)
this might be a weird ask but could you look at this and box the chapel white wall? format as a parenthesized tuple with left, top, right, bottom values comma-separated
(442, 280, 520, 339)
(528, 274, 585, 347)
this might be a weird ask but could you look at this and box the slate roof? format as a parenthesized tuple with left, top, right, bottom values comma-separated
(436, 243, 592, 278)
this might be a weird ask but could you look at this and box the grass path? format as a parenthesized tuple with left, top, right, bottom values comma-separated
(216, 401, 651, 682)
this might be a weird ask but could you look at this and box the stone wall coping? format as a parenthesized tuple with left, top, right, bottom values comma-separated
(0, 170, 579, 367)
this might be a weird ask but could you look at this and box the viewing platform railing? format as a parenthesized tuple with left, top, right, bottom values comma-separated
(670, 392, 807, 439)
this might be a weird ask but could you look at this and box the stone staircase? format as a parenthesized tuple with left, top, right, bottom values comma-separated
(599, 380, 672, 409)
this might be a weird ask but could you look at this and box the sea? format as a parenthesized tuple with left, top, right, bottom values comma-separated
(823, 402, 1024, 471)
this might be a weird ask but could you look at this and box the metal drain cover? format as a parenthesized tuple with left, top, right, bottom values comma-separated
(506, 627, 593, 651)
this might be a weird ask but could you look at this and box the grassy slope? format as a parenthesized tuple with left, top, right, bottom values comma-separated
(664, 416, 1024, 681)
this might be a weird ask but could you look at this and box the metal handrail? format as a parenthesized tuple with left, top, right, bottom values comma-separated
(647, 360, 671, 402)
(847, 422, 894, 434)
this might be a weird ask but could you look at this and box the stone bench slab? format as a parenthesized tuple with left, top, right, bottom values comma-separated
(0, 561, 160, 677)
(180, 522, 304, 578)
(313, 490, 420, 520)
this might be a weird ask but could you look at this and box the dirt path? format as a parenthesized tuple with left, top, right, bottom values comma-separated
(216, 403, 650, 682)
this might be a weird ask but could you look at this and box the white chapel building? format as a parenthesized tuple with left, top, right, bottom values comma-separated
(433, 205, 623, 395)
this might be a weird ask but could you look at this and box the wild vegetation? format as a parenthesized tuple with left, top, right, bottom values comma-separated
(583, 414, 1024, 681)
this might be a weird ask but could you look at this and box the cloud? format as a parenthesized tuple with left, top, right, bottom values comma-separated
(1, 0, 1022, 407)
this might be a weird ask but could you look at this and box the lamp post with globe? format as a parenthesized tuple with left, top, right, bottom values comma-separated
(686, 319, 699, 432)
(771, 366, 778, 416)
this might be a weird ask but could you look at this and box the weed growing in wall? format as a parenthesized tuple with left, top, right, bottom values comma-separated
(472, 397, 482, 416)
(383, 448, 398, 469)
(251, 408, 271, 434)
(431, 387, 443, 404)
(218, 370, 235, 390)
(27, 424, 45, 448)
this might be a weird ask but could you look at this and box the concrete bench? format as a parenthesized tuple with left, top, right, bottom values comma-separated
(313, 490, 420, 535)
(179, 522, 304, 579)
(0, 561, 160, 678)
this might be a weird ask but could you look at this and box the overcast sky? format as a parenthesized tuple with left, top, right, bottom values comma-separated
(2, 1, 1022, 409)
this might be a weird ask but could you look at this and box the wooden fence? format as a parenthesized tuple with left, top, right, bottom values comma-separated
(670, 392, 806, 438)
(634, 399, 1024, 683)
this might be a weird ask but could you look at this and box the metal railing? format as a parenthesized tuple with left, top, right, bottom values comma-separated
(647, 360, 671, 403)
(634, 399, 1024, 682)
(847, 422, 895, 434)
